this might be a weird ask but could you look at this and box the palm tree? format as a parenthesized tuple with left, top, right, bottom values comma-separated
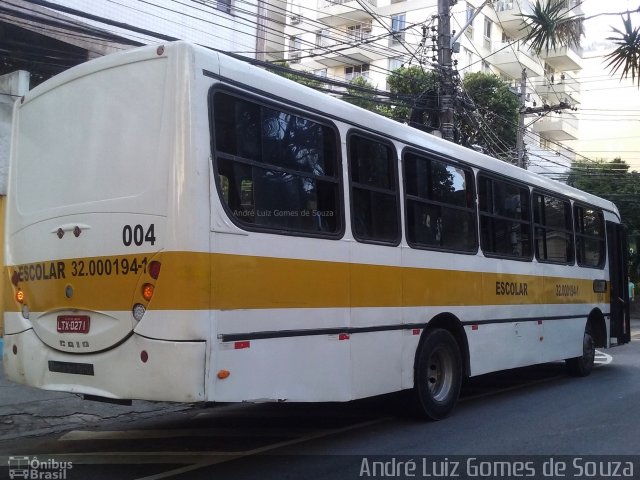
(520, 0, 583, 54)
(520, 1, 640, 87)
(605, 14, 640, 87)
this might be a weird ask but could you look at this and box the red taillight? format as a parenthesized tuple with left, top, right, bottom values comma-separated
(11, 271, 19, 286)
(148, 261, 161, 280)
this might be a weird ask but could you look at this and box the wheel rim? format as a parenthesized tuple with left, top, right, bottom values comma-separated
(426, 346, 454, 403)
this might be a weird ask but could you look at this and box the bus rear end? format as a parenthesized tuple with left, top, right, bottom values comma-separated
(3, 44, 207, 403)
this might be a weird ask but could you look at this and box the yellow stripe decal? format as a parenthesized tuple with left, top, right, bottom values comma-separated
(5, 252, 609, 312)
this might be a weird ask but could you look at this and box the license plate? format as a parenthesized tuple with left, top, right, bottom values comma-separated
(57, 315, 90, 334)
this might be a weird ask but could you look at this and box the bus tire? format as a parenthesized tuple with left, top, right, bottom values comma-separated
(566, 323, 595, 377)
(411, 329, 462, 420)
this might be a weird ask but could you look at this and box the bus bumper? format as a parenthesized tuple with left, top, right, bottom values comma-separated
(2, 329, 206, 402)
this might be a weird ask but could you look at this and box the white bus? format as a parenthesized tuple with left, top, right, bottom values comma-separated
(3, 42, 630, 419)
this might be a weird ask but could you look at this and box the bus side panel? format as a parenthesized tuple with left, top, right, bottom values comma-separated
(541, 317, 586, 363)
(210, 333, 351, 402)
(466, 321, 543, 377)
(351, 329, 403, 399)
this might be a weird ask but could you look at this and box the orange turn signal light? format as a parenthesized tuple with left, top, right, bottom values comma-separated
(217, 370, 231, 379)
(15, 289, 25, 304)
(142, 283, 154, 302)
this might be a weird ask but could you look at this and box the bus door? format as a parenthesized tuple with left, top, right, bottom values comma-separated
(606, 221, 630, 345)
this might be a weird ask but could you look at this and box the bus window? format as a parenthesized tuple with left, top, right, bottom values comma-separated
(211, 91, 342, 236)
(348, 134, 400, 245)
(574, 205, 605, 268)
(478, 174, 532, 259)
(533, 192, 574, 264)
(404, 152, 477, 252)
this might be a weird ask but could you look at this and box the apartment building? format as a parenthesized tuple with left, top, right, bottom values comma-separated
(283, 0, 583, 173)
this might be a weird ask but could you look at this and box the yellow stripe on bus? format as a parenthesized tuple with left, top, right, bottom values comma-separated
(4, 252, 609, 313)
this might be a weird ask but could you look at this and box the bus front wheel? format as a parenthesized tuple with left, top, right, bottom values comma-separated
(566, 323, 595, 377)
(412, 329, 462, 420)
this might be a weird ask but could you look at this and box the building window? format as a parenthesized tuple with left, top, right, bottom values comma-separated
(348, 134, 400, 245)
(391, 14, 406, 44)
(404, 152, 477, 252)
(574, 205, 605, 268)
(533, 193, 574, 264)
(483, 17, 492, 50)
(290, 36, 301, 63)
(465, 2, 475, 39)
(478, 174, 532, 259)
(347, 22, 372, 42)
(216, 0, 231, 14)
(345, 64, 369, 80)
(389, 57, 403, 71)
(212, 91, 342, 236)
(316, 29, 330, 48)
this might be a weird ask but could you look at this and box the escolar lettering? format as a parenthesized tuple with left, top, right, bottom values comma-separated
(495, 281, 528, 296)
(16, 262, 66, 282)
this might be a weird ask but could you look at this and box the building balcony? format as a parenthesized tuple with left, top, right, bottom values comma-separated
(535, 72, 580, 105)
(313, 45, 384, 68)
(531, 113, 578, 141)
(316, 0, 377, 27)
(492, 0, 534, 39)
(541, 45, 583, 71)
(491, 41, 544, 79)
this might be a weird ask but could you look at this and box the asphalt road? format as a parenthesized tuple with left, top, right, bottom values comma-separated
(1, 339, 639, 480)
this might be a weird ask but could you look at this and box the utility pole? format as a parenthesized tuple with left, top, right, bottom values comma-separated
(437, 0, 454, 142)
(516, 69, 527, 169)
(255, 0, 267, 62)
(517, 67, 577, 170)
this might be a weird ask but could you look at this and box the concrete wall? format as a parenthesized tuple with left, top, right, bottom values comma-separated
(0, 70, 30, 340)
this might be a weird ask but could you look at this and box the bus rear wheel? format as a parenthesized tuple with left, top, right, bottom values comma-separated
(566, 323, 595, 377)
(412, 329, 462, 420)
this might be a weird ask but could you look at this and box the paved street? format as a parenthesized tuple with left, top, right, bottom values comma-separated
(1, 321, 639, 480)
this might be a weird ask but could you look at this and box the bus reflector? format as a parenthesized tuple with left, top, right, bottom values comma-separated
(11, 271, 19, 286)
(140, 351, 149, 363)
(217, 370, 230, 379)
(338, 333, 350, 341)
(149, 261, 161, 280)
(471, 325, 479, 331)
(234, 341, 250, 349)
(16, 289, 25, 303)
(412, 329, 421, 335)
(142, 284, 154, 301)
(132, 303, 146, 321)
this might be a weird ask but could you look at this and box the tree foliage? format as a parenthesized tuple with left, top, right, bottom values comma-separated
(520, 0, 584, 54)
(567, 157, 640, 277)
(605, 13, 640, 87)
(457, 72, 519, 158)
(342, 75, 380, 111)
(521, 1, 640, 87)
(267, 61, 322, 89)
(384, 66, 439, 127)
